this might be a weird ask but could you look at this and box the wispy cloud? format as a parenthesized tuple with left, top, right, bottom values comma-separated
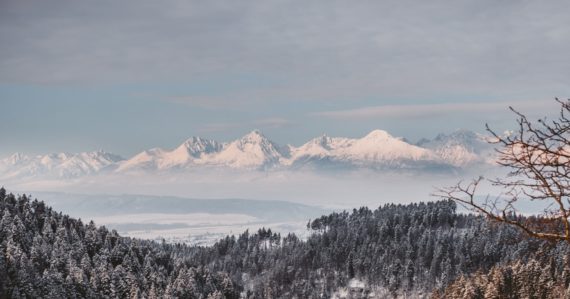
(313, 100, 559, 120)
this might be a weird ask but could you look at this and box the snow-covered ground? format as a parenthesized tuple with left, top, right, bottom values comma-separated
(87, 212, 312, 246)
(30, 192, 327, 246)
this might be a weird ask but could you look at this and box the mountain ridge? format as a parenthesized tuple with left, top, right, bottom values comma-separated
(0, 129, 496, 179)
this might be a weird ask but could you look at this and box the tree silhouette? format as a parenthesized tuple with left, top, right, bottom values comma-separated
(436, 98, 570, 243)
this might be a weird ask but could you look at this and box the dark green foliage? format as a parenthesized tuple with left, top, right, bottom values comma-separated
(0, 188, 239, 299)
(0, 187, 568, 298)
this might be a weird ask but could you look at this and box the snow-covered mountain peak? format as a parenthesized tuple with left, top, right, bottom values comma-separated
(355, 130, 414, 149)
(349, 130, 435, 162)
(2, 128, 499, 179)
(230, 130, 283, 156)
(40, 153, 69, 165)
(417, 129, 494, 167)
(308, 134, 334, 148)
(206, 130, 285, 169)
(237, 129, 269, 144)
(432, 129, 482, 144)
(287, 129, 439, 169)
(289, 135, 337, 159)
(421, 130, 487, 151)
(0, 150, 124, 179)
(82, 150, 124, 161)
(361, 129, 394, 141)
(5, 153, 29, 165)
(182, 136, 209, 145)
(178, 137, 221, 158)
(115, 148, 165, 172)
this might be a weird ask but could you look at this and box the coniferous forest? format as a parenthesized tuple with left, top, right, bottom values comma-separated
(1, 187, 570, 298)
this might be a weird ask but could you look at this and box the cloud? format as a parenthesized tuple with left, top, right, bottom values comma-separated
(2, 0, 570, 155)
(313, 100, 561, 120)
(1, 0, 569, 103)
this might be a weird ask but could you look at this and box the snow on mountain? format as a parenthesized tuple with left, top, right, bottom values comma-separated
(118, 131, 283, 171)
(180, 137, 223, 157)
(115, 148, 166, 172)
(3, 152, 29, 166)
(200, 130, 286, 169)
(416, 130, 495, 167)
(1, 129, 498, 180)
(288, 130, 443, 170)
(342, 130, 435, 162)
(59, 151, 124, 175)
(289, 134, 350, 160)
(117, 137, 222, 172)
(0, 150, 124, 179)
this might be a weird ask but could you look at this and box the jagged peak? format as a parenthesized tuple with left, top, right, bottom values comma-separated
(4, 152, 29, 164)
(182, 136, 211, 145)
(85, 149, 121, 156)
(87, 150, 125, 161)
(238, 129, 271, 144)
(9, 152, 26, 159)
(140, 148, 165, 156)
(2, 128, 495, 177)
(244, 129, 264, 137)
(180, 136, 219, 148)
(44, 152, 72, 160)
(311, 134, 332, 144)
(434, 129, 479, 141)
(177, 136, 221, 157)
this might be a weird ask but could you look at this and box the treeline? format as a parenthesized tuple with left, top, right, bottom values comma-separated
(1, 187, 569, 298)
(198, 202, 570, 297)
(0, 188, 238, 298)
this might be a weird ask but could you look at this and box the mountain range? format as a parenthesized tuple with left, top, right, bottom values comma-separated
(0, 129, 495, 180)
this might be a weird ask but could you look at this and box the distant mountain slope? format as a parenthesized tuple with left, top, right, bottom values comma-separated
(416, 130, 495, 167)
(0, 129, 498, 180)
(0, 150, 123, 179)
(288, 129, 447, 170)
(200, 130, 287, 169)
(116, 136, 222, 172)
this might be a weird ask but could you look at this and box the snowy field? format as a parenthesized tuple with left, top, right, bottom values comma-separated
(30, 191, 327, 246)
(87, 212, 311, 246)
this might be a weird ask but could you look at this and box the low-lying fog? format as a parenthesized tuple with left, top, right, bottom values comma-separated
(9, 168, 536, 245)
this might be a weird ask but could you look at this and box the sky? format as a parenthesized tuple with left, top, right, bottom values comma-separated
(1, 0, 569, 158)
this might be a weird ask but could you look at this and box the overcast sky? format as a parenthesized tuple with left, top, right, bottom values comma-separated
(1, 0, 569, 157)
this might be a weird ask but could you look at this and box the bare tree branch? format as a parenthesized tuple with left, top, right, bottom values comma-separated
(435, 99, 570, 243)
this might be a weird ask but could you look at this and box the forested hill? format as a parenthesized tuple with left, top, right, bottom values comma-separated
(1, 188, 569, 298)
